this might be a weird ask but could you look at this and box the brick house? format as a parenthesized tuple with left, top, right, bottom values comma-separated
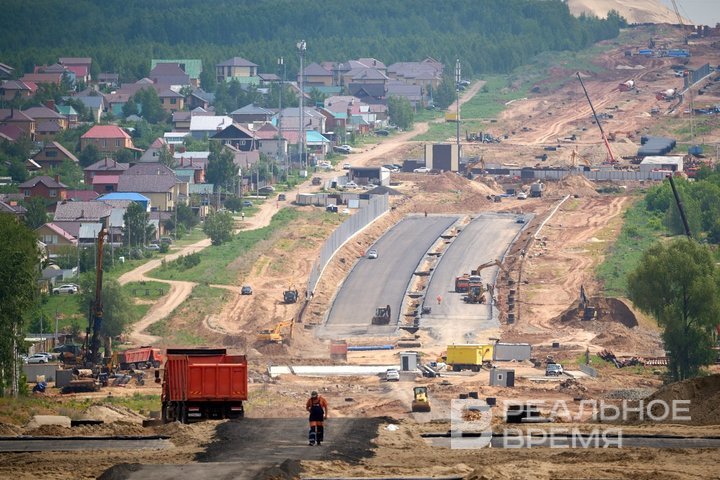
(158, 88, 185, 113)
(19, 175, 67, 204)
(80, 125, 136, 154)
(0, 108, 36, 140)
(83, 158, 130, 185)
(0, 80, 37, 102)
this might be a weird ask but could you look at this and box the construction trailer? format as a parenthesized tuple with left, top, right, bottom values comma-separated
(161, 348, 248, 423)
(489, 368, 515, 387)
(492, 343, 532, 362)
(445, 344, 494, 372)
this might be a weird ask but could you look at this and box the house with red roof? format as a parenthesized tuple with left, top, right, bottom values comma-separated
(83, 158, 130, 185)
(91, 175, 120, 194)
(32, 141, 79, 170)
(80, 125, 137, 155)
(59, 57, 92, 84)
(20, 72, 64, 86)
(66, 190, 100, 202)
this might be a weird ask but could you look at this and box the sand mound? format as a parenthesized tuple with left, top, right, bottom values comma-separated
(628, 374, 720, 425)
(558, 297, 638, 328)
(544, 174, 600, 197)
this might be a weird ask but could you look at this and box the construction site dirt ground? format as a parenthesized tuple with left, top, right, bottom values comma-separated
(4, 22, 720, 480)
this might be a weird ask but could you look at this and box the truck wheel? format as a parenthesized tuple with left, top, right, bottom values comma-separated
(128, 363, 136, 371)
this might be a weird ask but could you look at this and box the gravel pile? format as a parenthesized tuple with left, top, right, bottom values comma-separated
(605, 388, 655, 400)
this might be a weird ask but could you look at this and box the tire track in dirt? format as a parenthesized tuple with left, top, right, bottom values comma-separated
(517, 195, 630, 339)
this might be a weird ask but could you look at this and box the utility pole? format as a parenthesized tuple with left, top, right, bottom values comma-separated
(297, 40, 307, 171)
(277, 56, 284, 181)
(455, 59, 461, 165)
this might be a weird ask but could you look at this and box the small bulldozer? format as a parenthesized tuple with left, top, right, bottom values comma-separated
(372, 305, 391, 325)
(411, 386, 431, 412)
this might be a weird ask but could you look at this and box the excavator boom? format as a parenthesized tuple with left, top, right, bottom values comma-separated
(576, 72, 617, 164)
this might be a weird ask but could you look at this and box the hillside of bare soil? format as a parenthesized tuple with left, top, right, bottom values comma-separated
(567, 0, 686, 24)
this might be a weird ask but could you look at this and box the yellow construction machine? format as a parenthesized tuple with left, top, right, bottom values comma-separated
(463, 259, 507, 304)
(411, 386, 431, 412)
(256, 319, 294, 344)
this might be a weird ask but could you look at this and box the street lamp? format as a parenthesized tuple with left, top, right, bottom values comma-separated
(297, 40, 307, 170)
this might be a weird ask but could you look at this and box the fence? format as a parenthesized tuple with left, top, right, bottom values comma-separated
(306, 194, 389, 295)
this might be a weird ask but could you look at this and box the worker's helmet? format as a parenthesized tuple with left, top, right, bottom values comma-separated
(311, 391, 318, 397)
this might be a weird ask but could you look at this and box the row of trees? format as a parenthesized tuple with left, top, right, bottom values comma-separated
(0, 0, 625, 88)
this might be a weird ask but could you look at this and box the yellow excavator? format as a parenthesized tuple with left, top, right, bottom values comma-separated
(464, 259, 507, 304)
(256, 319, 295, 344)
(411, 386, 431, 412)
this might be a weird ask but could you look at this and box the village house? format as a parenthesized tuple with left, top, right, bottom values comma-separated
(32, 141, 80, 170)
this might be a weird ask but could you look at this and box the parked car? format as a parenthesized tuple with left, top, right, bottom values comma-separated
(52, 284, 78, 295)
(242, 200, 254, 208)
(277, 193, 287, 201)
(367, 248, 378, 259)
(27, 353, 52, 364)
(375, 129, 389, 136)
(343, 181, 359, 189)
(145, 244, 161, 251)
(258, 186, 275, 195)
(160, 236, 173, 245)
(413, 167, 431, 173)
(342, 163, 351, 170)
(517, 192, 528, 200)
(385, 369, 400, 381)
(334, 145, 353, 154)
(241, 285, 253, 295)
(545, 363, 564, 376)
(326, 204, 338, 213)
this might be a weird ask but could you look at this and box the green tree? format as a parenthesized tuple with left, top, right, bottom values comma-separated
(206, 143, 237, 192)
(203, 209, 234, 245)
(432, 77, 457, 110)
(158, 145, 176, 167)
(627, 240, 720, 381)
(176, 203, 199, 229)
(133, 87, 165, 124)
(114, 148, 134, 163)
(387, 96, 414, 130)
(0, 214, 40, 396)
(122, 202, 154, 247)
(79, 144, 101, 168)
(22, 196, 48, 230)
(53, 159, 84, 189)
(78, 273, 130, 343)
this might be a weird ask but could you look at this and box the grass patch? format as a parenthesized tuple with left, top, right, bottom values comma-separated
(105, 393, 160, 413)
(172, 226, 207, 247)
(38, 293, 84, 332)
(121, 280, 169, 325)
(150, 208, 300, 284)
(147, 284, 228, 345)
(596, 196, 664, 297)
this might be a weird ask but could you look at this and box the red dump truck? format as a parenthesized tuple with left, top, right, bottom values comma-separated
(118, 346, 164, 370)
(160, 348, 248, 423)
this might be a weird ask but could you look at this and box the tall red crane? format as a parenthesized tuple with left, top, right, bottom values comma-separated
(576, 72, 618, 164)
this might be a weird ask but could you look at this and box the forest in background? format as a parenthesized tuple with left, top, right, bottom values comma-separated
(0, 0, 625, 91)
